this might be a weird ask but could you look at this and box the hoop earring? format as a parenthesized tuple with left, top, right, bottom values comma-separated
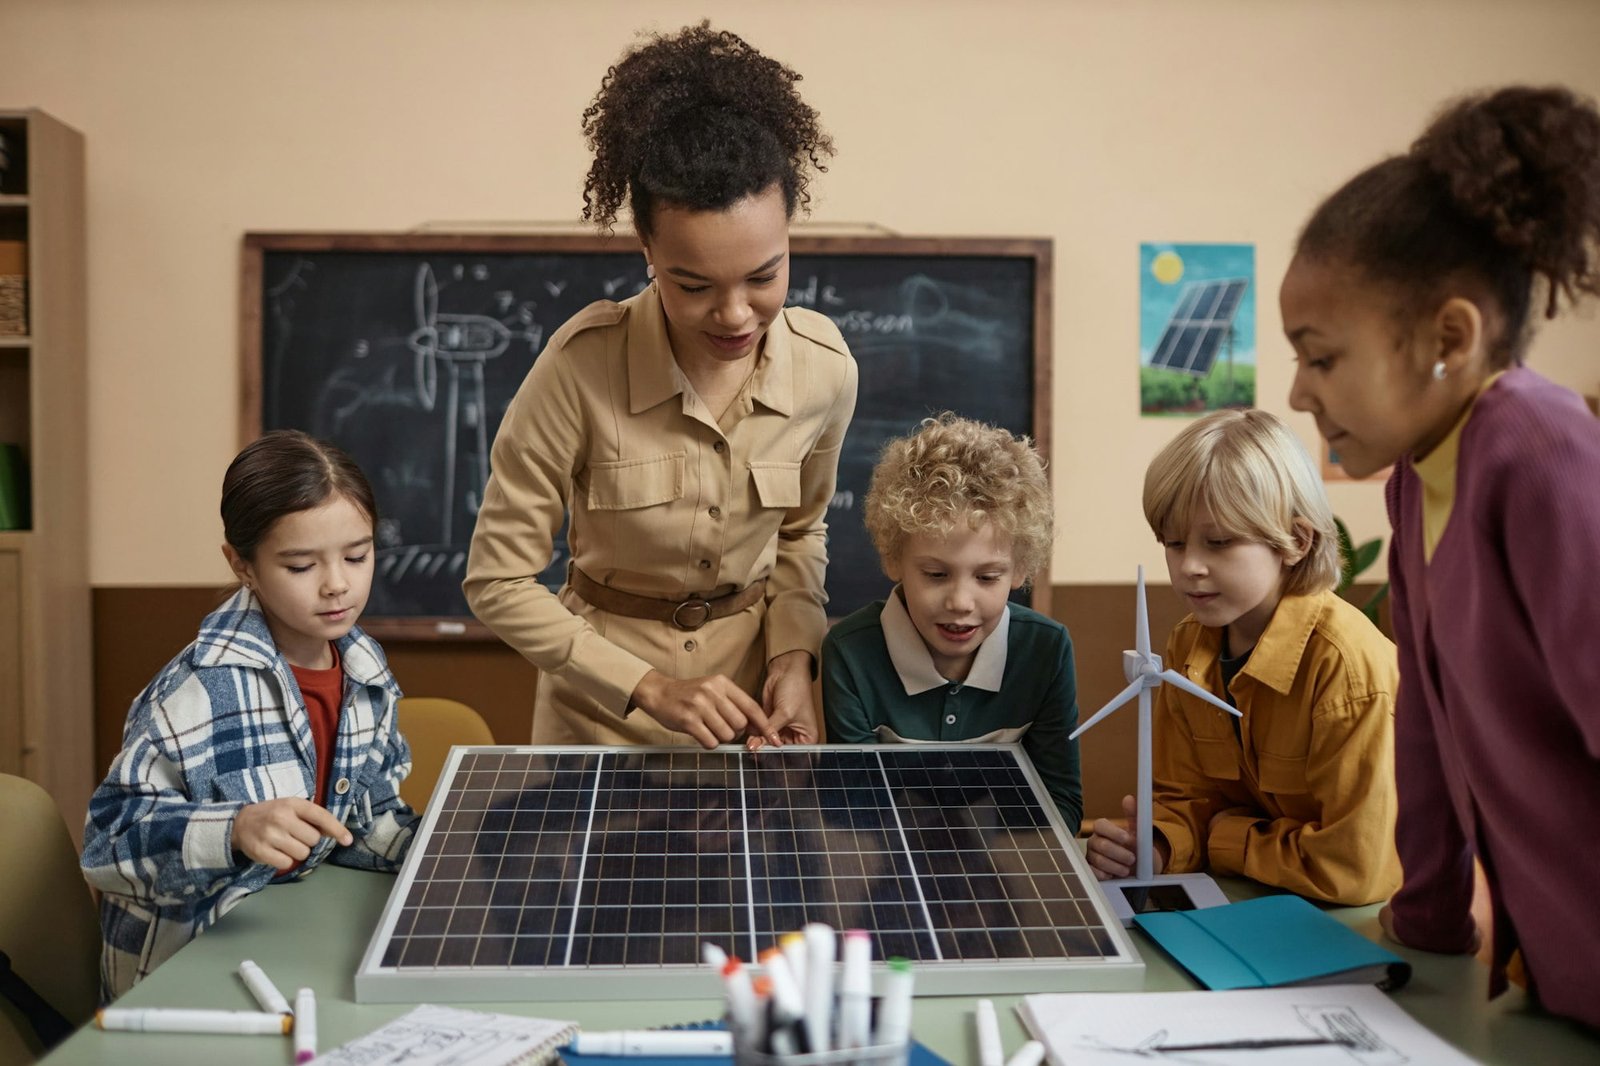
(1432, 361, 1447, 381)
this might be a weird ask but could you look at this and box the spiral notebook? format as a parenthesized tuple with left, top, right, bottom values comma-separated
(311, 1004, 578, 1066)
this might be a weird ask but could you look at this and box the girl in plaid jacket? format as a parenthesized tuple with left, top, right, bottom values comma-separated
(82, 431, 417, 1000)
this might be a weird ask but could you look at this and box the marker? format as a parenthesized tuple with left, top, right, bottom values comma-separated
(722, 958, 762, 1050)
(802, 922, 836, 1054)
(975, 999, 1004, 1066)
(1004, 1040, 1047, 1066)
(751, 975, 795, 1056)
(701, 943, 728, 971)
(779, 931, 807, 992)
(237, 960, 292, 1016)
(571, 1031, 734, 1056)
(837, 930, 872, 1050)
(874, 957, 914, 1048)
(95, 1008, 291, 1035)
(293, 988, 317, 1064)
(757, 949, 804, 1056)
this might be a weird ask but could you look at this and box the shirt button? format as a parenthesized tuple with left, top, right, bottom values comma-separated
(708, 506, 722, 519)
(714, 441, 727, 454)
(945, 714, 957, 725)
(334, 777, 351, 795)
(699, 559, 712, 570)
(684, 639, 697, 652)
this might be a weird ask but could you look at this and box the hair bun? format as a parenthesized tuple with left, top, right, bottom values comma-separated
(1413, 85, 1600, 314)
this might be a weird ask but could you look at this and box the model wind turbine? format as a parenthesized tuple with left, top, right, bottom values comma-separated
(1072, 565, 1242, 926)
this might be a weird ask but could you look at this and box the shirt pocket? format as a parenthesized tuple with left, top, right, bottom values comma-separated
(211, 762, 308, 803)
(586, 452, 685, 511)
(1191, 736, 1241, 781)
(748, 460, 803, 509)
(1256, 749, 1311, 795)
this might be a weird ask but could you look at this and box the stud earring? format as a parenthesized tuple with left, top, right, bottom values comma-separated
(1432, 361, 1447, 381)
(645, 264, 656, 280)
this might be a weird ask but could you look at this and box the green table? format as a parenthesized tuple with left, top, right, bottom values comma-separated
(41, 867, 1599, 1064)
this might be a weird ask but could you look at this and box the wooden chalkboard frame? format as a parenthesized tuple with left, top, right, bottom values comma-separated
(240, 232, 1053, 640)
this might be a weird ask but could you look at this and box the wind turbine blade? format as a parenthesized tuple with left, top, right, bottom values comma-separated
(1135, 565, 1150, 659)
(1068, 677, 1144, 740)
(1160, 669, 1241, 716)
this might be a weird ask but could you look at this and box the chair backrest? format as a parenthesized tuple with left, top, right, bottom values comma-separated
(397, 697, 495, 811)
(0, 774, 100, 1061)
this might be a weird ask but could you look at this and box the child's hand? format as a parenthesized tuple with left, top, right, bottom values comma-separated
(1086, 794, 1167, 880)
(233, 798, 354, 870)
(750, 650, 817, 751)
(631, 670, 776, 750)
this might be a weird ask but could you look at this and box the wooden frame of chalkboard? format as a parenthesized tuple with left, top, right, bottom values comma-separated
(241, 232, 1052, 641)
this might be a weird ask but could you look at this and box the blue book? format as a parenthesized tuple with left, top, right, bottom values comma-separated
(1134, 894, 1412, 991)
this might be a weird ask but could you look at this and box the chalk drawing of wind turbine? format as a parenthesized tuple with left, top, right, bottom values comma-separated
(1071, 565, 1240, 926)
(406, 263, 541, 544)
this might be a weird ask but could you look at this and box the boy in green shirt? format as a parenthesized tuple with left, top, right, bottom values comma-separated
(821, 414, 1083, 829)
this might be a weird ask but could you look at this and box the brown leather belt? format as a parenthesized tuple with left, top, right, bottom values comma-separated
(568, 566, 766, 631)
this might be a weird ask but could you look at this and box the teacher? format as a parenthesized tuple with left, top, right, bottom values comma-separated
(465, 22, 858, 750)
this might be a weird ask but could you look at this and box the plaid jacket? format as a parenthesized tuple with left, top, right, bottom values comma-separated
(81, 587, 416, 1000)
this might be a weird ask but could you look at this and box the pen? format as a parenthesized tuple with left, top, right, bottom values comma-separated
(975, 999, 1003, 1066)
(237, 960, 292, 1016)
(95, 1008, 292, 1036)
(837, 929, 872, 1050)
(874, 957, 914, 1048)
(1003, 1039, 1046, 1066)
(293, 988, 317, 1064)
(802, 922, 836, 1055)
(571, 1031, 734, 1056)
(1158, 1036, 1356, 1051)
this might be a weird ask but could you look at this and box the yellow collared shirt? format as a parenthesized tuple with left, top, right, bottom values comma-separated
(1150, 588, 1403, 905)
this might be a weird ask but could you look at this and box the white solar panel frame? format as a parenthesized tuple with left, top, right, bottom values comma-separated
(355, 744, 1144, 1002)
(1147, 277, 1249, 377)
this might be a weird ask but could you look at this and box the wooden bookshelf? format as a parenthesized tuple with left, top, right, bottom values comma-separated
(0, 109, 91, 839)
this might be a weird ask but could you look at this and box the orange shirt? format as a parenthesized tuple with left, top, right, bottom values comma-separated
(285, 643, 343, 873)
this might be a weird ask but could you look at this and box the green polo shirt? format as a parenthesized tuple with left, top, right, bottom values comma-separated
(821, 590, 1083, 830)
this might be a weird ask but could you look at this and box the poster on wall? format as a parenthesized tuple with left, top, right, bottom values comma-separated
(1139, 243, 1255, 417)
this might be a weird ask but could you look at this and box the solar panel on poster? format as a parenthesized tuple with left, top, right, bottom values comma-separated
(355, 745, 1142, 1001)
(1148, 278, 1249, 377)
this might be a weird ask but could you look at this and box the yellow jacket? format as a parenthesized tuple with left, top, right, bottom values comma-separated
(465, 284, 858, 744)
(1151, 589, 1402, 905)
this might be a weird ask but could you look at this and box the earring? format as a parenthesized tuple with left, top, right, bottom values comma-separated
(645, 264, 656, 280)
(1432, 361, 1447, 381)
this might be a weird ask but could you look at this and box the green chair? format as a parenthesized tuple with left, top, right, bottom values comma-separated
(397, 697, 495, 812)
(0, 774, 100, 1061)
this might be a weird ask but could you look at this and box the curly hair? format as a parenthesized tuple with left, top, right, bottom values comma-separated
(1142, 410, 1340, 597)
(864, 414, 1053, 586)
(580, 21, 834, 236)
(1296, 85, 1600, 367)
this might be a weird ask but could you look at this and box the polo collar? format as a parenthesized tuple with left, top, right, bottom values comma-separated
(881, 586, 1009, 694)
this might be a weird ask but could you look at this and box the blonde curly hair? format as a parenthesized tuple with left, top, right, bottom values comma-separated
(864, 413, 1053, 585)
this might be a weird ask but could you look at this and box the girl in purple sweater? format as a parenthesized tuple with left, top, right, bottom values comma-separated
(1282, 86, 1600, 1030)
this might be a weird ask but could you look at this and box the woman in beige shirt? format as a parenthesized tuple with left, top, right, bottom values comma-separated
(465, 23, 858, 749)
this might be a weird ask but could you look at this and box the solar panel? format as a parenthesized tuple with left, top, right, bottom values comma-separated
(1148, 278, 1249, 377)
(355, 745, 1143, 1001)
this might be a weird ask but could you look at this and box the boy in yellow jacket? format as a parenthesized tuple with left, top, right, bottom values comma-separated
(1087, 410, 1401, 905)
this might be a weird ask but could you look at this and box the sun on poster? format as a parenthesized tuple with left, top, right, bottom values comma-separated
(1140, 243, 1256, 417)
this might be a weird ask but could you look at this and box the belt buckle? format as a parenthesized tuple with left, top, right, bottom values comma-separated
(671, 598, 713, 631)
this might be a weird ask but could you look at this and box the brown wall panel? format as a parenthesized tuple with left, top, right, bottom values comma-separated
(92, 584, 1385, 823)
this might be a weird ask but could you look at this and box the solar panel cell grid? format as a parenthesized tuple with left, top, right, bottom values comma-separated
(357, 745, 1142, 1000)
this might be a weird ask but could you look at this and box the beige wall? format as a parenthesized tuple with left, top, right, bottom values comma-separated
(2, 0, 1597, 587)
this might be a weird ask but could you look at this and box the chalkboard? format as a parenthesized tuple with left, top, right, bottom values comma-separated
(242, 234, 1051, 639)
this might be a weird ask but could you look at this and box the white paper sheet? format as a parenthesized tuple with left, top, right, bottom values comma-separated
(1018, 985, 1477, 1065)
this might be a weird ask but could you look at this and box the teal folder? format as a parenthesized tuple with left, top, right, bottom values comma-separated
(1135, 894, 1412, 991)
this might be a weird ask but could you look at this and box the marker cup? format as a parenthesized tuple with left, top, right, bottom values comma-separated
(729, 995, 909, 1066)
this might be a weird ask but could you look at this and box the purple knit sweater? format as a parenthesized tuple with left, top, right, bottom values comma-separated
(1385, 367, 1600, 1030)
